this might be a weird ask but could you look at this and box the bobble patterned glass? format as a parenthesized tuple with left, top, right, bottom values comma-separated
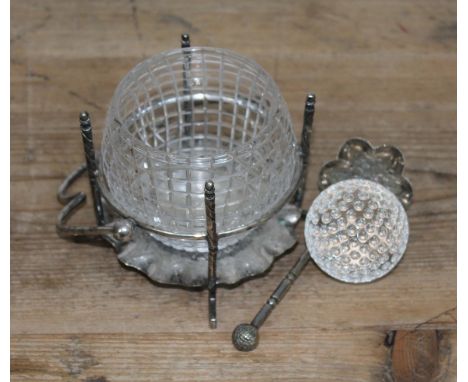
(99, 47, 301, 250)
(304, 179, 409, 283)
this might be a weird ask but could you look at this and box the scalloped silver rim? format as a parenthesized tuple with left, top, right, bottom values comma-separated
(318, 137, 413, 209)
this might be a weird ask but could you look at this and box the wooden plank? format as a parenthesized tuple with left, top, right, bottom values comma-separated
(9, 330, 458, 382)
(10, 330, 391, 382)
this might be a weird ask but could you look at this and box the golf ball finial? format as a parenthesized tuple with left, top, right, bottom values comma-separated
(232, 323, 258, 352)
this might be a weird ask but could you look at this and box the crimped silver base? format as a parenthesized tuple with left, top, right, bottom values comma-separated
(117, 205, 299, 287)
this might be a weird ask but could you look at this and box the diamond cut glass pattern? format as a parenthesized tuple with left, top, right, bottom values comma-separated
(305, 179, 409, 283)
(99, 47, 301, 246)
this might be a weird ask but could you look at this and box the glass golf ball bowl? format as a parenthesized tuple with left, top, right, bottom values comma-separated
(98, 47, 301, 251)
(304, 179, 409, 283)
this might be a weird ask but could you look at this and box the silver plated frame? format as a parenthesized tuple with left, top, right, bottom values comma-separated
(56, 34, 317, 328)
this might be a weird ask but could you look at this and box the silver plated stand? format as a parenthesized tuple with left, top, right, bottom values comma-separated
(56, 34, 317, 329)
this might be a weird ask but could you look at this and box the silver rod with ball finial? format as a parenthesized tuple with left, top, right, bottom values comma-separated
(294, 93, 316, 209)
(232, 249, 310, 351)
(204, 180, 218, 329)
(79, 111, 106, 226)
(181, 33, 193, 145)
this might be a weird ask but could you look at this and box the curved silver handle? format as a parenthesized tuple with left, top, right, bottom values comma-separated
(56, 163, 134, 245)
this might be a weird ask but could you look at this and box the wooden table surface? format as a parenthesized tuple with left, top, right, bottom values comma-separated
(11, 1, 456, 381)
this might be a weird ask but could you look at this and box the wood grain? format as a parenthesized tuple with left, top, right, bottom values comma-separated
(392, 330, 440, 382)
(388, 329, 457, 382)
(11, 0, 456, 380)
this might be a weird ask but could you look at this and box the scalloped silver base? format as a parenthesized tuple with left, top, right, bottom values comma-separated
(116, 206, 298, 287)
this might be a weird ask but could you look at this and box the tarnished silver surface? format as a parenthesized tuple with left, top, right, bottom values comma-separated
(204, 180, 218, 328)
(232, 323, 259, 352)
(318, 138, 413, 209)
(79, 111, 106, 226)
(277, 203, 303, 226)
(117, 206, 298, 287)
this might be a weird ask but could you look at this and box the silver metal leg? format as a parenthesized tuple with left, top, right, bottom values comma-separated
(232, 249, 311, 351)
(294, 93, 316, 209)
(204, 180, 218, 329)
(79, 111, 106, 226)
(181, 34, 192, 143)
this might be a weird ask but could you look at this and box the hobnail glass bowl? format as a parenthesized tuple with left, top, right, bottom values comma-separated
(99, 47, 302, 250)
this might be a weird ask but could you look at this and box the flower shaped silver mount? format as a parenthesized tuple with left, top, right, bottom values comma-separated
(232, 138, 413, 351)
(56, 34, 315, 329)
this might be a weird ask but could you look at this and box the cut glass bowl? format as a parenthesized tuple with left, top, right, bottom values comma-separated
(98, 47, 302, 251)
